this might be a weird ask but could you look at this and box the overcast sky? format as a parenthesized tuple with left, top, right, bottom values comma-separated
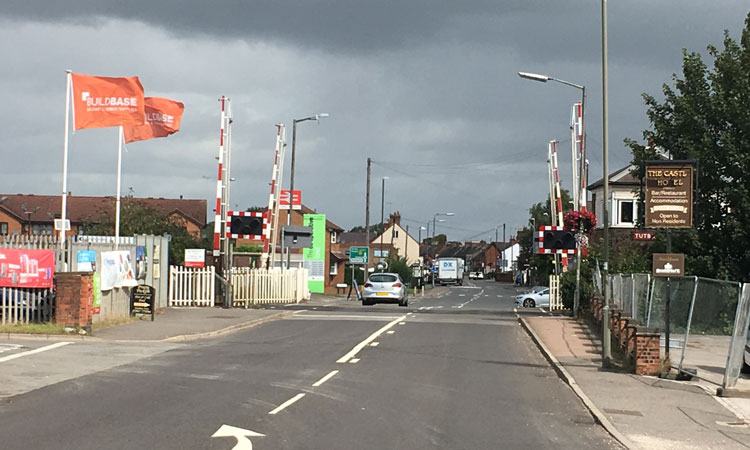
(1, 1, 748, 242)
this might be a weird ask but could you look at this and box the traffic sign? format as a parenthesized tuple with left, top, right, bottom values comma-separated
(349, 246, 369, 264)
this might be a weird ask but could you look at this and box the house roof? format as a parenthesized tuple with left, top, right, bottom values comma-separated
(0, 194, 207, 227)
(339, 232, 367, 245)
(587, 164, 640, 190)
(298, 204, 345, 232)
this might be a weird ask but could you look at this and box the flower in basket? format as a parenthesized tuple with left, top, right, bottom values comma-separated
(563, 210, 597, 234)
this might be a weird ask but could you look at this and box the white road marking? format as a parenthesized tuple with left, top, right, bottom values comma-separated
(291, 314, 400, 321)
(497, 295, 503, 298)
(458, 294, 466, 297)
(212, 425, 264, 449)
(312, 370, 339, 387)
(539, 308, 547, 313)
(336, 314, 407, 363)
(0, 342, 73, 363)
(387, 330, 395, 334)
(399, 322, 406, 325)
(269, 393, 306, 415)
(437, 306, 444, 309)
(370, 342, 380, 347)
(0, 344, 23, 354)
(418, 306, 427, 310)
(349, 358, 360, 364)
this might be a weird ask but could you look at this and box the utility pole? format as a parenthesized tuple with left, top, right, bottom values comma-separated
(365, 157, 371, 273)
(601, 0, 612, 367)
(380, 177, 386, 263)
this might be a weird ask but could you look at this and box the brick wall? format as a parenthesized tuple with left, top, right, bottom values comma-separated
(55, 272, 94, 333)
(589, 296, 662, 376)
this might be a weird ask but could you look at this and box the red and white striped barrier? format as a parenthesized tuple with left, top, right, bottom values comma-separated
(213, 96, 228, 257)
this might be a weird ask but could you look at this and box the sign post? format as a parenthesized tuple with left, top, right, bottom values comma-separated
(645, 161, 695, 362)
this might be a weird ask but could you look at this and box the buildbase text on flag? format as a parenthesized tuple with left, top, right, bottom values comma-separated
(71, 73, 145, 130)
(123, 97, 184, 143)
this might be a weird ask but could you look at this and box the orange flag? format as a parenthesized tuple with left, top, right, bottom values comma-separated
(71, 73, 145, 130)
(123, 97, 184, 143)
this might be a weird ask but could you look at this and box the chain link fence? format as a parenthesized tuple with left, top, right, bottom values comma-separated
(605, 271, 750, 392)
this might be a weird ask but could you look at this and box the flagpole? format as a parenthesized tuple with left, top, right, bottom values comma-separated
(115, 126, 124, 250)
(60, 70, 72, 250)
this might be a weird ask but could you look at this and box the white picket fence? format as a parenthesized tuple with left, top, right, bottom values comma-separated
(549, 275, 563, 311)
(230, 268, 309, 306)
(169, 266, 215, 307)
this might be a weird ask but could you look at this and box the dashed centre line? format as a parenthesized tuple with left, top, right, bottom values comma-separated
(336, 314, 406, 363)
(268, 393, 306, 415)
(312, 370, 339, 387)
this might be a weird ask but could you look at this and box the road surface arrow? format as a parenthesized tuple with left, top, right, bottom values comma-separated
(212, 425, 265, 450)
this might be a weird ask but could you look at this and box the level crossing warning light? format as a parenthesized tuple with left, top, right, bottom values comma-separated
(537, 226, 577, 254)
(227, 211, 267, 239)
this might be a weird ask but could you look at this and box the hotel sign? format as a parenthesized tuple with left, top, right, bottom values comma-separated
(653, 253, 685, 278)
(645, 163, 694, 229)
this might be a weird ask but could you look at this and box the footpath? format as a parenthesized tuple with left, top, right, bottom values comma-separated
(521, 314, 750, 450)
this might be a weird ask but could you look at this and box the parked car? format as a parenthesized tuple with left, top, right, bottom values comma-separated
(362, 273, 408, 307)
(515, 287, 550, 308)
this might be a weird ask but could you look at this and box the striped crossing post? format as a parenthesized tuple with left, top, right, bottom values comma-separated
(265, 124, 285, 268)
(213, 96, 228, 257)
(550, 141, 568, 272)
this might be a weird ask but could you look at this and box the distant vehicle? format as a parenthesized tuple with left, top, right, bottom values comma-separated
(515, 287, 550, 308)
(468, 271, 484, 280)
(437, 258, 464, 286)
(362, 272, 408, 307)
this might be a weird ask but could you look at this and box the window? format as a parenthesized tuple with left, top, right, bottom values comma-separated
(330, 231, 337, 244)
(0, 222, 7, 234)
(329, 262, 337, 275)
(373, 250, 389, 258)
(613, 198, 636, 227)
(394, 230, 399, 238)
(32, 224, 54, 235)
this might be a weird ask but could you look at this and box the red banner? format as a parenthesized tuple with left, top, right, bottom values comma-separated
(71, 73, 145, 130)
(123, 97, 184, 143)
(0, 249, 55, 288)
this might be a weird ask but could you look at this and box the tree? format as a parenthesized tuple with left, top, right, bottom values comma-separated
(626, 13, 750, 281)
(80, 200, 207, 265)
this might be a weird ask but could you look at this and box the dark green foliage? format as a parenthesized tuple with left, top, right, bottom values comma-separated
(79, 199, 208, 265)
(234, 244, 263, 252)
(386, 256, 413, 284)
(627, 14, 750, 282)
(344, 264, 366, 286)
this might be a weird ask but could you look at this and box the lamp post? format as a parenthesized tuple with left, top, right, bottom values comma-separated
(518, 71, 587, 320)
(432, 212, 454, 239)
(286, 113, 329, 269)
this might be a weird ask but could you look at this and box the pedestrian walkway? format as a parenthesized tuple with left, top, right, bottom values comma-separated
(522, 315, 750, 450)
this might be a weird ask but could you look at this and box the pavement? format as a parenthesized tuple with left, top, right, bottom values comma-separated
(520, 313, 750, 450)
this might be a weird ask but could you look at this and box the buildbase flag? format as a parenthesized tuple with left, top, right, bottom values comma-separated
(123, 97, 184, 143)
(71, 73, 145, 130)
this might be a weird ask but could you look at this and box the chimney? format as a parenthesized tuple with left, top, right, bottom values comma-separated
(389, 211, 401, 227)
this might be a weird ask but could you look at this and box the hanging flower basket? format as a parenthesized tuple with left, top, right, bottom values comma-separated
(563, 210, 597, 234)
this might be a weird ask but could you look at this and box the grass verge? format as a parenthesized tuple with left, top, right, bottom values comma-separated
(0, 323, 68, 334)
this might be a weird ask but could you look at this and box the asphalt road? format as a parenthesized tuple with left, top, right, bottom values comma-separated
(0, 281, 621, 449)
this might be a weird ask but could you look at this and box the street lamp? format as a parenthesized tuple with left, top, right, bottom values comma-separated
(433, 212, 454, 238)
(286, 112, 329, 269)
(519, 70, 587, 321)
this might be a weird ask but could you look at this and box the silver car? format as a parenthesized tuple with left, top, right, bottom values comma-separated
(515, 287, 550, 308)
(362, 273, 408, 307)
